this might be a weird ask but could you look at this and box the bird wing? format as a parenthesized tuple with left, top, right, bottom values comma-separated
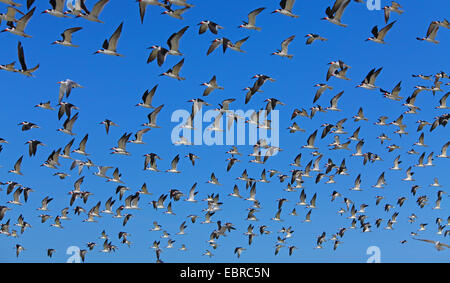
(235, 36, 249, 49)
(17, 41, 27, 71)
(172, 58, 185, 75)
(248, 7, 265, 26)
(281, 35, 295, 53)
(16, 7, 35, 32)
(91, 0, 109, 17)
(378, 21, 396, 40)
(108, 22, 123, 52)
(62, 27, 82, 43)
(167, 26, 188, 52)
(148, 104, 164, 125)
(207, 39, 221, 55)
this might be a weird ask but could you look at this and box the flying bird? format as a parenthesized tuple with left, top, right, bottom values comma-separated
(94, 22, 124, 56)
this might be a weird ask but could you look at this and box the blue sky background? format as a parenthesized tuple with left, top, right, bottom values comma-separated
(0, 0, 449, 262)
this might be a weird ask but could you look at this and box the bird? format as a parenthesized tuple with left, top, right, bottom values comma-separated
(16, 41, 39, 77)
(77, 0, 110, 23)
(43, 0, 69, 18)
(305, 34, 327, 45)
(162, 6, 190, 20)
(37, 196, 53, 211)
(234, 247, 246, 258)
(272, 0, 298, 18)
(107, 168, 124, 183)
(19, 121, 39, 132)
(166, 154, 181, 173)
(138, 0, 166, 23)
(148, 26, 189, 66)
(436, 92, 450, 109)
(47, 249, 56, 258)
(15, 244, 25, 258)
(94, 22, 124, 56)
(326, 91, 344, 111)
(100, 119, 119, 135)
(8, 156, 24, 175)
(413, 238, 450, 251)
(26, 140, 45, 156)
(207, 173, 221, 185)
(357, 68, 383, 89)
(437, 141, 449, 158)
(58, 79, 83, 103)
(322, 0, 350, 27)
(0, 6, 24, 24)
(1, 7, 35, 38)
(201, 75, 224, 96)
(129, 128, 150, 144)
(111, 133, 132, 155)
(366, 21, 396, 44)
(142, 104, 164, 128)
(223, 36, 250, 53)
(326, 60, 351, 81)
(198, 20, 223, 35)
(383, 1, 403, 23)
(160, 59, 185, 80)
(302, 130, 318, 149)
(73, 134, 89, 155)
(239, 7, 265, 31)
(136, 86, 159, 109)
(380, 81, 402, 101)
(52, 27, 83, 47)
(206, 38, 223, 56)
(271, 35, 295, 59)
(417, 21, 441, 44)
(58, 113, 79, 136)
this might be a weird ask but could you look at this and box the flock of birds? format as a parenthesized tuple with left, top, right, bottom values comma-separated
(0, 0, 449, 262)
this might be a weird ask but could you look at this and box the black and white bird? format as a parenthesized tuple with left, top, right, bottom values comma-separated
(52, 27, 83, 47)
(271, 35, 295, 59)
(272, 0, 298, 18)
(1, 7, 35, 37)
(198, 20, 223, 35)
(94, 22, 124, 56)
(239, 7, 265, 31)
(77, 0, 110, 23)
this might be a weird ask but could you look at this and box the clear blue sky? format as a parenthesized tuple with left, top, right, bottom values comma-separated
(0, 0, 449, 263)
